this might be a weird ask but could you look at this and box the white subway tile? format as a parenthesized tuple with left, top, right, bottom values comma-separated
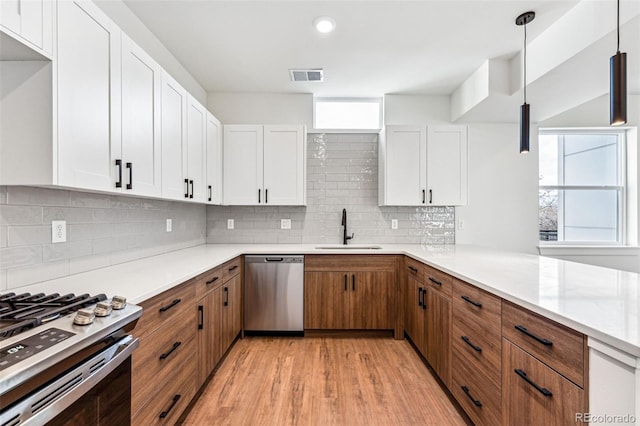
(7, 187, 70, 206)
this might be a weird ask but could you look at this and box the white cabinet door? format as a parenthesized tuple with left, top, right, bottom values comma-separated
(206, 112, 222, 204)
(223, 125, 263, 205)
(186, 96, 207, 202)
(263, 125, 305, 205)
(161, 71, 188, 200)
(427, 125, 468, 206)
(380, 125, 426, 206)
(121, 34, 161, 197)
(1, 1, 22, 35)
(57, 0, 121, 191)
(1, 0, 46, 52)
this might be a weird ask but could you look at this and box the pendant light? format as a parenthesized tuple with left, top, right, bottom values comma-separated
(516, 11, 535, 154)
(610, 0, 627, 125)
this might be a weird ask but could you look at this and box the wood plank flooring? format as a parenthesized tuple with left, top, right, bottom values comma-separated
(180, 336, 467, 425)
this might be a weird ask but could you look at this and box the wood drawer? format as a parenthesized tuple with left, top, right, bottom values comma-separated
(132, 352, 196, 425)
(452, 321, 501, 387)
(502, 301, 585, 387)
(502, 339, 586, 425)
(132, 307, 196, 411)
(195, 265, 223, 298)
(423, 264, 452, 297)
(451, 350, 501, 426)
(305, 255, 397, 272)
(222, 257, 241, 282)
(404, 257, 424, 283)
(135, 281, 195, 338)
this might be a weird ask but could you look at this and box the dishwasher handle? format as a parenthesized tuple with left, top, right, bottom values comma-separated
(265, 257, 284, 262)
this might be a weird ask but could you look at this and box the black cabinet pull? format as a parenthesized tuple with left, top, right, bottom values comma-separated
(461, 336, 482, 352)
(159, 341, 181, 360)
(514, 325, 553, 346)
(429, 189, 433, 204)
(344, 274, 348, 291)
(189, 180, 194, 199)
(352, 274, 355, 291)
(428, 277, 442, 286)
(208, 185, 212, 202)
(266, 258, 283, 262)
(265, 188, 268, 204)
(461, 295, 482, 308)
(115, 159, 122, 188)
(228, 265, 238, 272)
(514, 369, 553, 397)
(126, 162, 133, 190)
(418, 287, 423, 307)
(422, 288, 427, 310)
(198, 305, 204, 330)
(461, 386, 482, 407)
(206, 276, 219, 285)
(258, 188, 261, 203)
(159, 298, 181, 313)
(184, 178, 189, 198)
(408, 266, 418, 273)
(159, 394, 181, 419)
(422, 189, 426, 204)
(224, 287, 228, 306)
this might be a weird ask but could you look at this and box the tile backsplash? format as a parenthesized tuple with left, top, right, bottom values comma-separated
(0, 186, 205, 290)
(206, 133, 455, 245)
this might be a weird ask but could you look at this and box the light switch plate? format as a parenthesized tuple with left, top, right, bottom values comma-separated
(227, 219, 234, 230)
(281, 219, 291, 230)
(458, 219, 465, 230)
(166, 219, 172, 232)
(391, 219, 398, 230)
(51, 220, 67, 243)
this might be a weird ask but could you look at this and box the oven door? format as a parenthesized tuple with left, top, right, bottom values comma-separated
(0, 334, 138, 426)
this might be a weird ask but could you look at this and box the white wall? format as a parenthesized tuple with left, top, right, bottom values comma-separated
(94, 0, 207, 104)
(384, 94, 451, 125)
(207, 93, 312, 127)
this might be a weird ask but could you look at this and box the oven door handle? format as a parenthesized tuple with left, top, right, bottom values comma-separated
(0, 335, 139, 426)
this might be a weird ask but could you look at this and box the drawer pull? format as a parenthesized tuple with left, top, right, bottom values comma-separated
(206, 276, 219, 285)
(228, 265, 239, 272)
(461, 335, 482, 352)
(461, 295, 482, 308)
(224, 287, 229, 306)
(159, 341, 181, 360)
(428, 277, 442, 286)
(344, 274, 348, 292)
(514, 369, 553, 397)
(352, 274, 355, 291)
(515, 325, 553, 346)
(408, 266, 418, 273)
(422, 288, 427, 310)
(461, 386, 482, 407)
(198, 305, 204, 330)
(159, 394, 181, 419)
(159, 298, 181, 313)
(418, 287, 423, 307)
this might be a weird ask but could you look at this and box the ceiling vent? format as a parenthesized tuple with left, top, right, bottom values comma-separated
(289, 69, 323, 82)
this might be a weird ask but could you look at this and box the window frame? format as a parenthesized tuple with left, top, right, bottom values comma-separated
(538, 128, 627, 246)
(312, 97, 383, 133)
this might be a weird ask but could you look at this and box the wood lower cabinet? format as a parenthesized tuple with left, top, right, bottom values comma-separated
(405, 274, 425, 352)
(304, 255, 397, 331)
(197, 284, 222, 388)
(424, 287, 451, 387)
(221, 272, 242, 352)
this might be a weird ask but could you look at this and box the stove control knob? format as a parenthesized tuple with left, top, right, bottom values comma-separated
(73, 308, 95, 326)
(94, 301, 112, 317)
(111, 295, 127, 310)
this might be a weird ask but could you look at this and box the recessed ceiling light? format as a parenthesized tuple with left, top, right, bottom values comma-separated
(313, 16, 336, 33)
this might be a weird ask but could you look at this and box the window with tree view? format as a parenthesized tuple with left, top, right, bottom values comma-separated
(539, 130, 625, 243)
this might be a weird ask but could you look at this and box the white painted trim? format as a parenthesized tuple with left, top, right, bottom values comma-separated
(538, 245, 640, 256)
(588, 338, 639, 369)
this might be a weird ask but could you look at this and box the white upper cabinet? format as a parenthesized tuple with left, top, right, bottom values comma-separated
(120, 34, 162, 197)
(161, 71, 188, 200)
(186, 96, 207, 202)
(223, 124, 306, 206)
(1, 0, 53, 57)
(57, 0, 121, 192)
(206, 112, 222, 204)
(379, 125, 467, 206)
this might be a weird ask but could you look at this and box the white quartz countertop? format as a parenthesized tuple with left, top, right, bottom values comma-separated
(11, 243, 640, 357)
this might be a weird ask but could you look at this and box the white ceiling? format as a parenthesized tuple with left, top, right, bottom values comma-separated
(121, 0, 585, 97)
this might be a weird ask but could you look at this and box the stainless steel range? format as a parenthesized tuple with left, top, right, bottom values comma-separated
(0, 291, 142, 425)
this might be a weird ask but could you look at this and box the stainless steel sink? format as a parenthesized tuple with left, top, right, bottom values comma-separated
(315, 244, 382, 250)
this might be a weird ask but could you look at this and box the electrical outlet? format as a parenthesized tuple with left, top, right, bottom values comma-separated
(227, 219, 234, 230)
(281, 219, 291, 230)
(51, 220, 67, 243)
(458, 219, 465, 230)
(391, 219, 398, 230)
(166, 219, 172, 232)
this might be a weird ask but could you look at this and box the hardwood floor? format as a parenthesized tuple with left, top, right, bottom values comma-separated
(180, 336, 467, 425)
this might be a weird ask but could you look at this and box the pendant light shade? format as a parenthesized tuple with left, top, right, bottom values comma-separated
(516, 11, 535, 154)
(610, 0, 627, 126)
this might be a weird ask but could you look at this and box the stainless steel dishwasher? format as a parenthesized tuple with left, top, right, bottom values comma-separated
(244, 255, 304, 333)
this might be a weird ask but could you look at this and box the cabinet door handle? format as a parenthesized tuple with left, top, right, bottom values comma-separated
(514, 325, 553, 346)
(408, 266, 418, 273)
(184, 179, 189, 198)
(428, 277, 442, 286)
(461, 386, 482, 407)
(258, 188, 261, 203)
(514, 369, 553, 397)
(422, 189, 426, 204)
(461, 295, 482, 308)
(265, 188, 268, 204)
(198, 305, 204, 330)
(159, 298, 181, 313)
(208, 185, 212, 202)
(126, 162, 133, 190)
(189, 180, 194, 199)
(461, 336, 482, 352)
(159, 341, 181, 360)
(224, 287, 228, 306)
(228, 265, 238, 272)
(115, 159, 122, 188)
(422, 288, 427, 310)
(429, 189, 433, 204)
(344, 274, 348, 291)
(206, 276, 219, 285)
(159, 394, 181, 419)
(418, 287, 423, 307)
(352, 274, 355, 291)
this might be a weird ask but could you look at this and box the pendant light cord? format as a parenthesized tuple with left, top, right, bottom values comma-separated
(523, 22, 527, 104)
(617, 0, 620, 53)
